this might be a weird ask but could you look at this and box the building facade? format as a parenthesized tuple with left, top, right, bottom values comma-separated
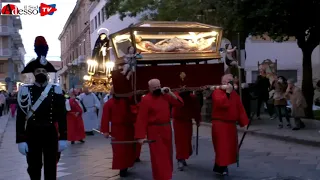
(88, 0, 139, 61)
(0, 0, 26, 92)
(48, 61, 62, 83)
(244, 35, 320, 86)
(58, 0, 91, 90)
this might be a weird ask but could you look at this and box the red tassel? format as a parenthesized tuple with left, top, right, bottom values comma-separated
(34, 36, 47, 46)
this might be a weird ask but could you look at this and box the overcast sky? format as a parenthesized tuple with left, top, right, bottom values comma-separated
(19, 0, 77, 63)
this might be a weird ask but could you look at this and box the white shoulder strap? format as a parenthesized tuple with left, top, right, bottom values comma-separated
(26, 83, 53, 120)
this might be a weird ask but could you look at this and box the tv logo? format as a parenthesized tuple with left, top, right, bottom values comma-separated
(1, 3, 56, 16)
(39, 3, 57, 16)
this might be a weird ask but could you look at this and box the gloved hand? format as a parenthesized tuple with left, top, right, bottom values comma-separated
(18, 142, 28, 156)
(58, 140, 68, 152)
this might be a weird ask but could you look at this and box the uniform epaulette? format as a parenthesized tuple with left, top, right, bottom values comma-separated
(53, 84, 63, 94)
(19, 85, 31, 96)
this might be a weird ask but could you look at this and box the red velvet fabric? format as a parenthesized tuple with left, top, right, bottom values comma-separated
(112, 63, 224, 95)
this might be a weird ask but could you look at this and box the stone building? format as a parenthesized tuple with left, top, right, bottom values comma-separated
(58, 0, 91, 90)
(0, 0, 26, 92)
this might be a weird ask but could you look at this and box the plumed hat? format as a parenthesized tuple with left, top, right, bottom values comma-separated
(21, 36, 57, 74)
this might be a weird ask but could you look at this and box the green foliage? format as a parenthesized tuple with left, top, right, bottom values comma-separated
(104, 0, 244, 40)
(242, 0, 320, 49)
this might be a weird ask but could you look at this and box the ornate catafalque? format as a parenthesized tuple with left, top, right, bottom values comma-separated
(109, 21, 224, 96)
(83, 28, 115, 93)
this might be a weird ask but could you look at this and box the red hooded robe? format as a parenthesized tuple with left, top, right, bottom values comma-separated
(100, 98, 135, 169)
(211, 89, 249, 166)
(172, 92, 201, 160)
(135, 93, 183, 180)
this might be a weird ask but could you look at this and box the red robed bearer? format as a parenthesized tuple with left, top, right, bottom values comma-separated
(172, 91, 201, 171)
(135, 79, 184, 180)
(211, 74, 249, 176)
(66, 88, 85, 144)
(100, 87, 135, 177)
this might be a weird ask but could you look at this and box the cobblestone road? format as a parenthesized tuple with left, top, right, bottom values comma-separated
(1, 119, 320, 180)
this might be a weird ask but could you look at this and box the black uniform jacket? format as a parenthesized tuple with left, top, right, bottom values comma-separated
(16, 82, 67, 143)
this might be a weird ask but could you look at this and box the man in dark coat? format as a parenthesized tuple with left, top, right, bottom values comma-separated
(16, 36, 67, 180)
(255, 69, 274, 119)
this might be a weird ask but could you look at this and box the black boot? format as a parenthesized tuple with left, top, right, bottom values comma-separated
(71, 141, 75, 144)
(213, 163, 227, 176)
(135, 158, 141, 162)
(182, 160, 188, 166)
(119, 168, 128, 177)
(177, 160, 184, 171)
(79, 140, 85, 143)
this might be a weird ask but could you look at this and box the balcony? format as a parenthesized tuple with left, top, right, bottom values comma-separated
(0, 48, 11, 57)
(12, 33, 23, 47)
(0, 26, 13, 36)
(13, 16, 22, 29)
(11, 49, 21, 61)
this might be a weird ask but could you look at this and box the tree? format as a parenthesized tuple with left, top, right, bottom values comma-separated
(102, 0, 320, 117)
(103, 0, 245, 42)
(240, 0, 320, 118)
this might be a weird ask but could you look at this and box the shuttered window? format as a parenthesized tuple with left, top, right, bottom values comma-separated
(2, 37, 9, 48)
(1, 16, 8, 25)
(0, 63, 4, 73)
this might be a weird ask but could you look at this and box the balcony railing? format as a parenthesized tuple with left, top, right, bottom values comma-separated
(0, 48, 11, 57)
(0, 26, 13, 36)
(12, 33, 23, 46)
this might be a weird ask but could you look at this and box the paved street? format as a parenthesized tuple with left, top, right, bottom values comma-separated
(1, 118, 320, 180)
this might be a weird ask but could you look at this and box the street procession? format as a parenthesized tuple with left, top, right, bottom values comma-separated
(1, 0, 320, 179)
(15, 20, 251, 180)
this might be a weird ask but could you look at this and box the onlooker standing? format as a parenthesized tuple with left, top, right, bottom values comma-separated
(0, 91, 6, 116)
(4, 91, 9, 114)
(255, 69, 275, 119)
(285, 79, 306, 130)
(78, 87, 100, 135)
(273, 76, 291, 128)
(8, 93, 18, 118)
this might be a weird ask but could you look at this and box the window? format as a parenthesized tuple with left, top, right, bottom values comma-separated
(0, 63, 4, 73)
(2, 37, 9, 48)
(94, 16, 97, 30)
(101, 8, 105, 22)
(90, 19, 94, 32)
(251, 70, 297, 83)
(78, 14, 81, 32)
(83, 42, 86, 55)
(76, 48, 78, 58)
(98, 12, 101, 26)
(1, 16, 8, 25)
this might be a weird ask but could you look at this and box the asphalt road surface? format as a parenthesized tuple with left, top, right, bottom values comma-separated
(0, 119, 319, 180)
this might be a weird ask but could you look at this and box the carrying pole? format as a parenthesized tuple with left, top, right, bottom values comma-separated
(237, 32, 242, 101)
